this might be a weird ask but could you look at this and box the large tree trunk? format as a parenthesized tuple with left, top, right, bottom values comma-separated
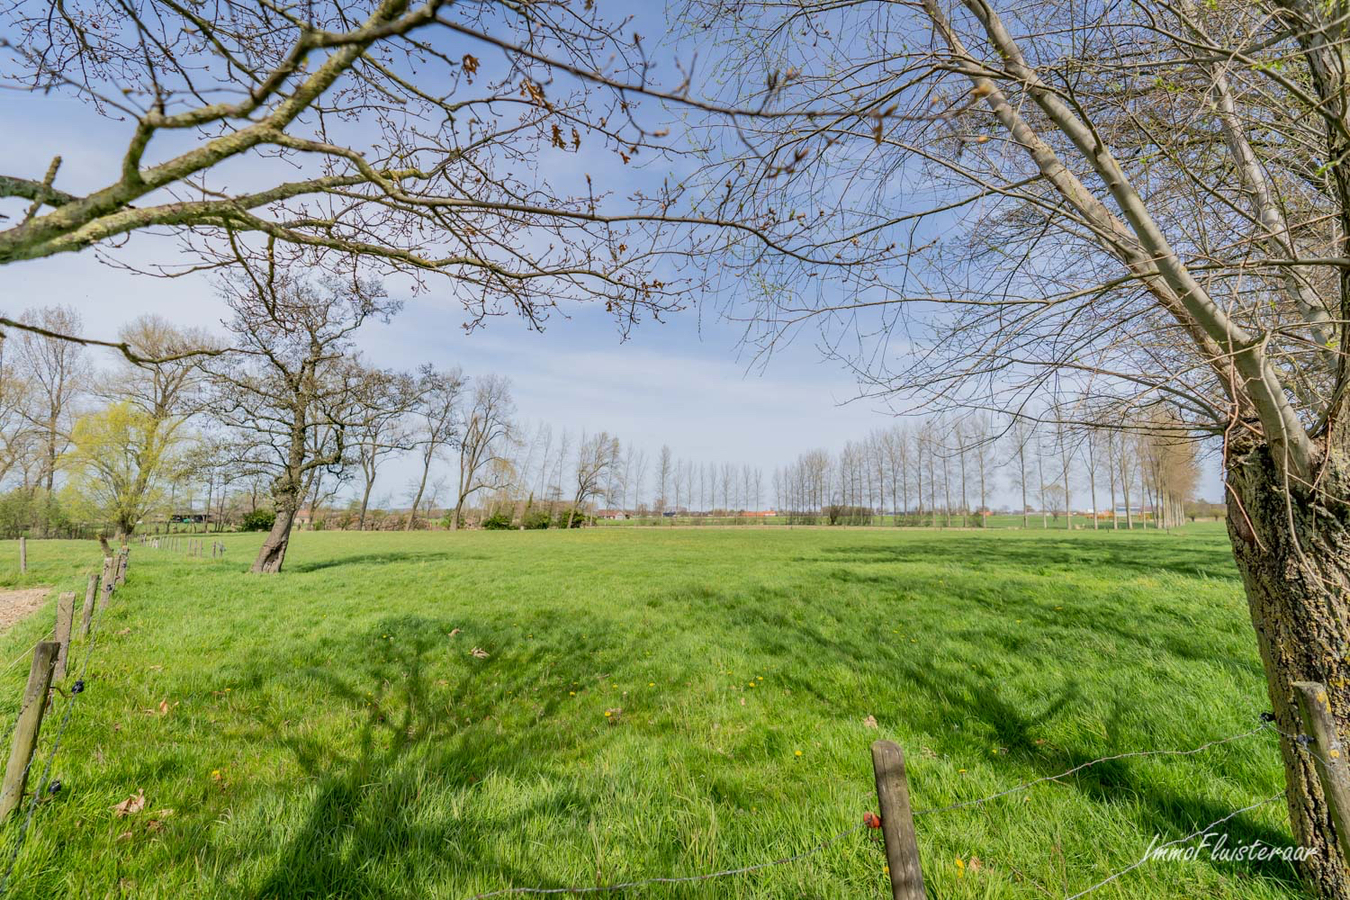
(252, 504, 298, 573)
(1226, 440, 1350, 896)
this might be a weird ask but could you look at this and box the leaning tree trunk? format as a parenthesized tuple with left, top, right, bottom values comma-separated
(252, 503, 298, 574)
(1226, 439, 1350, 896)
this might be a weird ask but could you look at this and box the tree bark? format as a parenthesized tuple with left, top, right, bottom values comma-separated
(252, 503, 297, 573)
(1226, 439, 1350, 895)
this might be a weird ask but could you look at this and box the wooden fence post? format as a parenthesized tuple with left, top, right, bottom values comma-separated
(871, 740, 927, 900)
(115, 551, 127, 586)
(18, 536, 25, 575)
(98, 558, 114, 611)
(1293, 682, 1350, 870)
(52, 591, 75, 682)
(81, 573, 97, 637)
(0, 642, 59, 820)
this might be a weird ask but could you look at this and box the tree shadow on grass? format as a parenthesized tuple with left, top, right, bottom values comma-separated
(691, 576, 1300, 895)
(287, 550, 468, 574)
(224, 614, 639, 899)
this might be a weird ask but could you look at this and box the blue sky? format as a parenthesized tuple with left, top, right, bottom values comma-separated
(1, 86, 894, 498)
(0, 7, 1222, 507)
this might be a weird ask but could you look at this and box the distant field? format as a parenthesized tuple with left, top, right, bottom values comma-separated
(0, 525, 1299, 898)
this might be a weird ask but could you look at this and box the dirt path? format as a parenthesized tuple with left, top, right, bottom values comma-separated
(0, 588, 49, 632)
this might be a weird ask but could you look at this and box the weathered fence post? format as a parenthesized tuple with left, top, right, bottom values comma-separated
(115, 550, 127, 586)
(18, 536, 26, 575)
(52, 591, 75, 681)
(81, 573, 97, 637)
(0, 642, 59, 820)
(1293, 682, 1350, 870)
(871, 740, 927, 900)
(98, 558, 114, 611)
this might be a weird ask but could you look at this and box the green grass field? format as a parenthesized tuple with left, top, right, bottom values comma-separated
(0, 526, 1304, 898)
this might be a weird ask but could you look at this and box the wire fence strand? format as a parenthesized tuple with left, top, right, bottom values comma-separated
(1062, 791, 1288, 900)
(913, 723, 1270, 817)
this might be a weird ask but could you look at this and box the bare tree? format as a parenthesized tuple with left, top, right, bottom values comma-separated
(569, 432, 621, 527)
(350, 367, 418, 529)
(208, 260, 398, 572)
(657, 445, 673, 515)
(1004, 418, 1035, 529)
(405, 367, 466, 530)
(966, 415, 996, 524)
(451, 375, 514, 528)
(14, 306, 88, 496)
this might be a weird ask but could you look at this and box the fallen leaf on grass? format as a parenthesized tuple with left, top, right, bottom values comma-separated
(116, 831, 132, 842)
(469, 647, 489, 659)
(115, 628, 132, 636)
(112, 789, 145, 817)
(449, 628, 462, 637)
(146, 819, 165, 834)
(863, 715, 878, 729)
(147, 665, 163, 672)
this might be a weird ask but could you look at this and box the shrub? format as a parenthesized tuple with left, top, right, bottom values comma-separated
(553, 507, 587, 528)
(824, 504, 873, 526)
(240, 509, 276, 532)
(480, 511, 513, 530)
(522, 509, 552, 530)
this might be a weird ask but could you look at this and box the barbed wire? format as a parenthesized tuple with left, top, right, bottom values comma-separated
(0, 640, 42, 678)
(1260, 720, 1339, 769)
(912, 722, 1270, 817)
(461, 821, 868, 899)
(1062, 790, 1288, 900)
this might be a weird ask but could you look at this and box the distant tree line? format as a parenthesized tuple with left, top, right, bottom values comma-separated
(0, 300, 1209, 572)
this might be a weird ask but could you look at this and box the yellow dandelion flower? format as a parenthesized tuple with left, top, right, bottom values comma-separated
(795, 750, 803, 757)
(648, 682, 655, 687)
(604, 711, 612, 717)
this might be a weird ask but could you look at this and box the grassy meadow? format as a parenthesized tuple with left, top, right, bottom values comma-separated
(0, 525, 1306, 898)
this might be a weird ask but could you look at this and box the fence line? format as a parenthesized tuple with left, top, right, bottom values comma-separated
(0, 549, 121, 899)
(452, 715, 1296, 900)
(912, 723, 1270, 817)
